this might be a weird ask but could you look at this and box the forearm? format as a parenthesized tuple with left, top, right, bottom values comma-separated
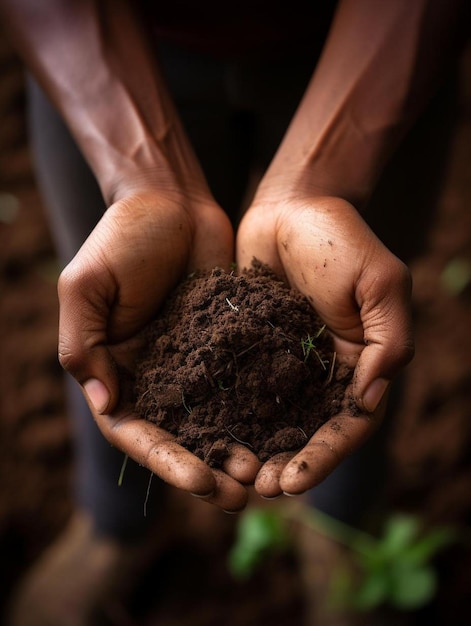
(0, 0, 208, 204)
(258, 0, 466, 208)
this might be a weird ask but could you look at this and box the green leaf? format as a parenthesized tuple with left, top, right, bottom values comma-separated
(389, 565, 437, 610)
(328, 564, 357, 611)
(381, 515, 421, 553)
(238, 508, 287, 549)
(227, 508, 289, 580)
(353, 571, 390, 611)
(228, 542, 260, 579)
(355, 515, 420, 570)
(399, 527, 455, 567)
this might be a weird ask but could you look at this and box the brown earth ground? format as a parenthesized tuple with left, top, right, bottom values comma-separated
(1, 24, 471, 626)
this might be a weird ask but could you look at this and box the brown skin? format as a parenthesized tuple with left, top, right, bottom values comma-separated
(0, 0, 465, 509)
(237, 196, 410, 496)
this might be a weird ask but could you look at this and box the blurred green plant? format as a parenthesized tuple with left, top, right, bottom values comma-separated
(228, 502, 457, 614)
(331, 512, 456, 612)
(228, 507, 289, 579)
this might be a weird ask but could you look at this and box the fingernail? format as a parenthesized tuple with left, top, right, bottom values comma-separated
(191, 491, 214, 499)
(362, 378, 389, 413)
(83, 378, 109, 414)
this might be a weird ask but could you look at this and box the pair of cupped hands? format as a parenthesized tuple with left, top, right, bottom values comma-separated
(57, 185, 413, 512)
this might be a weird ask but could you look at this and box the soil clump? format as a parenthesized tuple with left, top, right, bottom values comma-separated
(134, 260, 353, 467)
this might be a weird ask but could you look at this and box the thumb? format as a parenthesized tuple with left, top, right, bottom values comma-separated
(354, 260, 414, 413)
(57, 262, 118, 415)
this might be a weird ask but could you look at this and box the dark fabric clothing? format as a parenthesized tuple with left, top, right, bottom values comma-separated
(140, 0, 338, 59)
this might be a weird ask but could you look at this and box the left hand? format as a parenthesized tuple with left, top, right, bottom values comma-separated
(236, 194, 414, 498)
(58, 190, 260, 512)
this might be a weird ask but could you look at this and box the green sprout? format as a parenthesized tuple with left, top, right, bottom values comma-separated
(300, 325, 327, 368)
(118, 453, 129, 487)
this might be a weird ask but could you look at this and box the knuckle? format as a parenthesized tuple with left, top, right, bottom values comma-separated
(57, 347, 76, 374)
(57, 344, 71, 370)
(57, 337, 86, 379)
(391, 258, 413, 294)
(379, 334, 415, 378)
(377, 256, 412, 296)
(57, 261, 83, 299)
(399, 337, 415, 367)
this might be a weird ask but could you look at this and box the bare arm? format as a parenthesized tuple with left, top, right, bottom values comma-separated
(257, 0, 467, 208)
(0, 0, 210, 203)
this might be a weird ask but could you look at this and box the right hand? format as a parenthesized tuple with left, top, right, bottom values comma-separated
(58, 189, 261, 511)
(237, 194, 414, 497)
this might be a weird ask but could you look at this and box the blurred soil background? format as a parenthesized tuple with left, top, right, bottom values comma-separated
(1, 20, 471, 626)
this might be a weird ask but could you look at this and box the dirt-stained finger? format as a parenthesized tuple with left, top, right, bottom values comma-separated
(254, 452, 296, 499)
(223, 443, 262, 484)
(200, 469, 249, 512)
(279, 410, 377, 495)
(94, 409, 216, 497)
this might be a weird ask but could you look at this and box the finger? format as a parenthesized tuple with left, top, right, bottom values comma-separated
(254, 452, 297, 499)
(91, 408, 216, 497)
(236, 207, 283, 276)
(222, 444, 263, 484)
(355, 259, 414, 412)
(58, 259, 118, 414)
(279, 407, 381, 496)
(199, 469, 249, 513)
(190, 205, 235, 272)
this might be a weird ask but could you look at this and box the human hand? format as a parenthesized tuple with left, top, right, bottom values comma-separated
(58, 190, 260, 511)
(236, 195, 414, 498)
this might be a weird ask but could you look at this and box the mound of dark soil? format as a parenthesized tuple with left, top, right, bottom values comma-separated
(134, 260, 353, 467)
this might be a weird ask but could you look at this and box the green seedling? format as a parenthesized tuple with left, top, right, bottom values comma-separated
(118, 453, 129, 487)
(300, 325, 327, 368)
(228, 502, 457, 614)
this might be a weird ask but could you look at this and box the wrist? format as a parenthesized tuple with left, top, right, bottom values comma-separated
(257, 128, 391, 211)
(98, 154, 211, 208)
(69, 104, 211, 206)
